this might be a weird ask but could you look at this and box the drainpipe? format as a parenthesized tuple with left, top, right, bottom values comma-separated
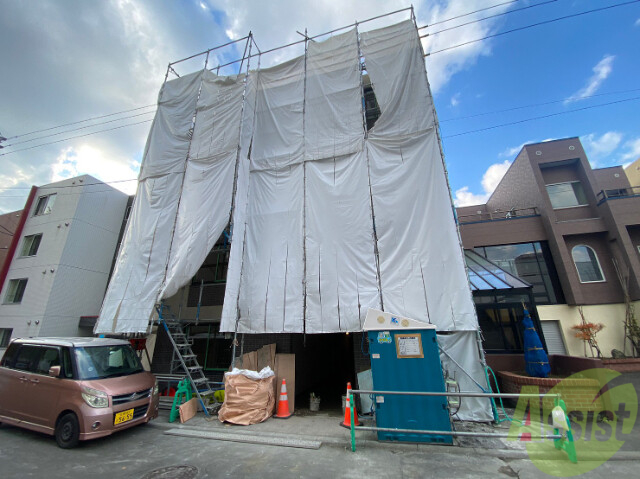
(0, 186, 37, 294)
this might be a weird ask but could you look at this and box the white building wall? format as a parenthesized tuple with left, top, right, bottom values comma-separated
(538, 302, 639, 358)
(41, 180, 127, 336)
(0, 175, 127, 347)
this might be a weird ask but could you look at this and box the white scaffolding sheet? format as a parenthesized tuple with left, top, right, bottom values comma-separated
(161, 72, 246, 299)
(360, 21, 477, 331)
(98, 22, 474, 337)
(96, 71, 202, 334)
(438, 331, 494, 422)
(95, 18, 492, 420)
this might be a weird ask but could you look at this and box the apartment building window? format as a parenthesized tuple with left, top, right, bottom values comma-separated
(546, 181, 588, 209)
(4, 278, 28, 304)
(20, 233, 42, 257)
(474, 242, 564, 304)
(33, 193, 56, 216)
(572, 245, 605, 283)
(0, 328, 12, 348)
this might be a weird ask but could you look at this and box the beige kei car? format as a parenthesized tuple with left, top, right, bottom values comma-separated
(0, 337, 159, 448)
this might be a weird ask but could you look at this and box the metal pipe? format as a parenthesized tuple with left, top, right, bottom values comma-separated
(353, 425, 562, 440)
(206, 7, 413, 73)
(169, 35, 250, 66)
(352, 389, 559, 399)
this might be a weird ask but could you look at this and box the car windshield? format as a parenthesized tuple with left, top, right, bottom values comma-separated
(74, 345, 144, 379)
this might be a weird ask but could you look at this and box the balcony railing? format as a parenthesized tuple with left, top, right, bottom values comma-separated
(596, 186, 640, 205)
(457, 206, 539, 224)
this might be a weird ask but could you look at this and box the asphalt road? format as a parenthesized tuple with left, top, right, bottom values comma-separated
(1, 371, 639, 478)
(1, 417, 640, 479)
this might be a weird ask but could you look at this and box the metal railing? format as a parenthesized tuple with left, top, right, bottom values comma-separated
(345, 389, 576, 463)
(457, 207, 539, 224)
(596, 186, 640, 204)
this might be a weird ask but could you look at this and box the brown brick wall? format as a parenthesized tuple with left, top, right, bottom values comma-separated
(487, 149, 543, 213)
(498, 371, 604, 412)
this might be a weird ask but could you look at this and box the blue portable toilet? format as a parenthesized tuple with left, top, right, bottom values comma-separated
(364, 308, 453, 444)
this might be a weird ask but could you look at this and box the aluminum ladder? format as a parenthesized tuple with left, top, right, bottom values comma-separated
(156, 304, 218, 417)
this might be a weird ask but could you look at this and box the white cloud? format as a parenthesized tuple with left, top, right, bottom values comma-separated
(454, 159, 511, 206)
(481, 160, 510, 193)
(620, 138, 640, 162)
(581, 132, 623, 162)
(209, 0, 512, 91)
(499, 141, 531, 158)
(0, 1, 520, 212)
(565, 54, 615, 104)
(450, 92, 461, 107)
(0, 0, 230, 212)
(454, 186, 488, 206)
(51, 145, 140, 195)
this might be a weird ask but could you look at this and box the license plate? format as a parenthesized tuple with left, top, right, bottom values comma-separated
(114, 408, 134, 425)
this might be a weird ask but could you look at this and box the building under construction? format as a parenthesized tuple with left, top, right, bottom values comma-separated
(94, 9, 493, 422)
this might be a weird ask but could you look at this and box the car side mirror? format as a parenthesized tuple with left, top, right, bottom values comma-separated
(49, 365, 61, 377)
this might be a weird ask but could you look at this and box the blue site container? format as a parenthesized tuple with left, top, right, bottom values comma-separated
(364, 309, 453, 444)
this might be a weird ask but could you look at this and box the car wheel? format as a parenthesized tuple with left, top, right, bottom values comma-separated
(55, 412, 80, 449)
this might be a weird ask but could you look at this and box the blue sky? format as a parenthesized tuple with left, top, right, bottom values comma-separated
(434, 0, 640, 204)
(0, 0, 639, 213)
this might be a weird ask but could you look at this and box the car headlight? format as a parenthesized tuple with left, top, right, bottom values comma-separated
(81, 386, 109, 408)
(153, 381, 159, 396)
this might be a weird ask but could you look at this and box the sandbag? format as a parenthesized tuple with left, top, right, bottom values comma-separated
(218, 368, 276, 425)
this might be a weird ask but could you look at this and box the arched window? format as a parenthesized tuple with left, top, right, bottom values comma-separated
(572, 245, 605, 283)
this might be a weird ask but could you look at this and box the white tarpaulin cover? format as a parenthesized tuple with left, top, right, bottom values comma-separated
(438, 331, 493, 422)
(94, 19, 491, 420)
(97, 71, 202, 334)
(161, 71, 246, 299)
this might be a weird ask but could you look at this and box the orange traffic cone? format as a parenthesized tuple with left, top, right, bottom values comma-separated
(275, 378, 292, 419)
(519, 408, 532, 442)
(340, 382, 361, 428)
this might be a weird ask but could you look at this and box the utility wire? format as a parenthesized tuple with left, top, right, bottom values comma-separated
(423, 0, 557, 37)
(0, 178, 138, 192)
(419, 0, 519, 29)
(0, 1, 525, 148)
(443, 96, 640, 138)
(426, 0, 640, 56)
(4, 111, 156, 148)
(0, 120, 153, 157)
(4, 104, 156, 141)
(2, 1, 638, 156)
(439, 88, 640, 123)
(2, 93, 637, 192)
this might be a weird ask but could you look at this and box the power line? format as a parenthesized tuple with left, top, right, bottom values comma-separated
(0, 120, 153, 157)
(5, 104, 156, 141)
(2, 1, 638, 158)
(3, 111, 156, 148)
(2, 94, 637, 198)
(419, 0, 520, 29)
(439, 88, 640, 123)
(443, 96, 640, 138)
(0, 178, 138, 192)
(0, 1, 533, 150)
(423, 0, 557, 37)
(426, 0, 640, 56)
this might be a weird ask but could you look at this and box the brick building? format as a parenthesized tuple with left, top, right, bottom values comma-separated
(456, 137, 640, 358)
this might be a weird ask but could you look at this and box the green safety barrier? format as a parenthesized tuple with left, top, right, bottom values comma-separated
(169, 379, 193, 423)
(348, 390, 577, 466)
(553, 397, 577, 464)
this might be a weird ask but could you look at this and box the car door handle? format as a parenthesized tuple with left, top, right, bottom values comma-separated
(29, 378, 39, 384)
(19, 376, 28, 382)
